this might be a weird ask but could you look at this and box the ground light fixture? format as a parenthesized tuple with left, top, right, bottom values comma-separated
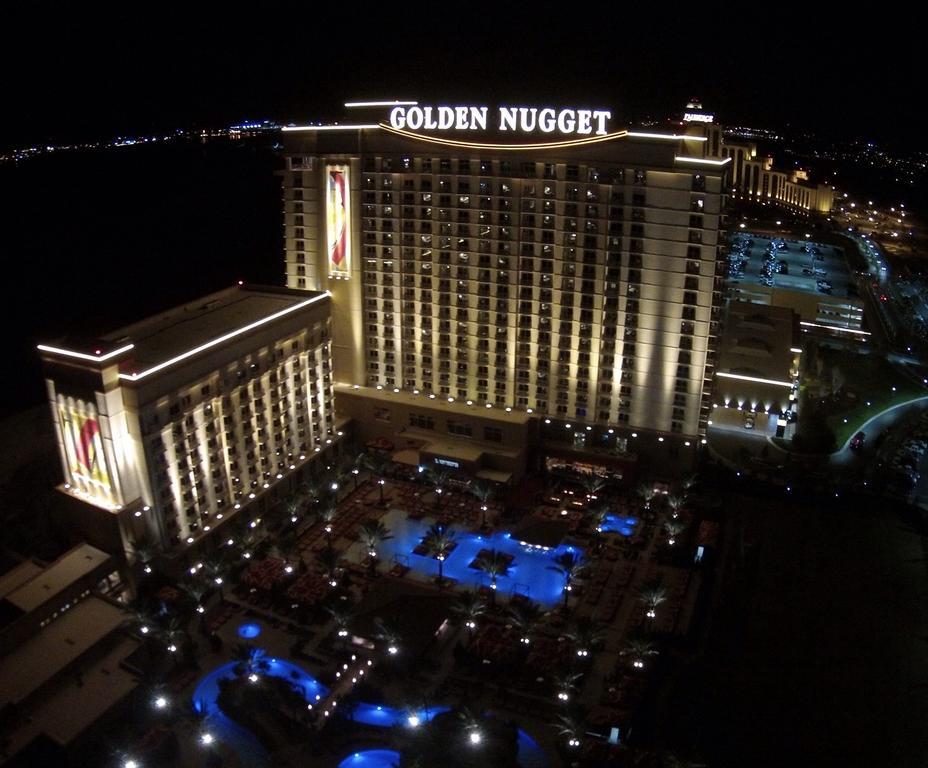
(200, 733, 214, 746)
(154, 696, 168, 709)
(469, 731, 482, 745)
(407, 714, 421, 727)
(387, 645, 399, 655)
(124, 760, 139, 768)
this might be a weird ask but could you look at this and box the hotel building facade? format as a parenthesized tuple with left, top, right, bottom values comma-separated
(280, 102, 730, 470)
(38, 285, 337, 558)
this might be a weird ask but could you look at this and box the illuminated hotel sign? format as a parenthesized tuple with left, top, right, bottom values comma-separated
(326, 164, 351, 278)
(683, 112, 714, 123)
(388, 106, 612, 136)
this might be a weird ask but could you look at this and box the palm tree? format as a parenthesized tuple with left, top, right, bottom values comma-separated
(125, 606, 160, 638)
(424, 468, 453, 510)
(285, 495, 306, 527)
(316, 547, 341, 586)
(667, 494, 685, 520)
(566, 616, 604, 660)
(451, 591, 487, 638)
(552, 713, 584, 751)
(231, 643, 270, 678)
(373, 617, 402, 656)
(326, 606, 353, 642)
(362, 451, 392, 505)
(621, 635, 659, 670)
(357, 520, 393, 574)
(474, 549, 510, 603)
(422, 524, 456, 585)
(664, 519, 686, 546)
(468, 479, 496, 528)
(639, 583, 668, 620)
(317, 502, 338, 553)
(552, 671, 583, 704)
(201, 557, 229, 600)
(345, 449, 367, 490)
(181, 580, 209, 617)
(129, 532, 156, 574)
(585, 505, 610, 534)
(580, 473, 607, 501)
(547, 551, 587, 610)
(637, 482, 656, 510)
(507, 600, 541, 648)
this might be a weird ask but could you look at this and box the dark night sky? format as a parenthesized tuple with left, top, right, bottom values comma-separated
(0, 8, 922, 151)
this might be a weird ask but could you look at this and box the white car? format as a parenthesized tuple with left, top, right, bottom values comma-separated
(744, 415, 756, 430)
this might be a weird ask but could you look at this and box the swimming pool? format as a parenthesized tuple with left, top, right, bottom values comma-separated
(237, 621, 262, 639)
(369, 509, 584, 605)
(351, 702, 450, 727)
(337, 750, 400, 768)
(598, 515, 638, 536)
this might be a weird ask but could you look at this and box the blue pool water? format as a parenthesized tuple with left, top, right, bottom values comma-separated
(352, 702, 450, 727)
(376, 511, 584, 605)
(337, 750, 400, 768)
(237, 621, 262, 639)
(517, 729, 550, 768)
(598, 515, 638, 536)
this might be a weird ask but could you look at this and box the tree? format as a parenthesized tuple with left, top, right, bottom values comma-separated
(285, 495, 306, 527)
(231, 643, 270, 678)
(326, 606, 353, 644)
(507, 600, 541, 648)
(317, 502, 338, 554)
(585, 505, 610, 533)
(551, 713, 584, 751)
(639, 583, 668, 621)
(566, 616, 604, 660)
(422, 524, 456, 585)
(357, 520, 393, 574)
(474, 549, 510, 603)
(637, 483, 656, 510)
(373, 617, 402, 657)
(425, 468, 453, 510)
(129, 532, 157, 573)
(362, 451, 393, 505)
(621, 635, 659, 670)
(667, 494, 685, 519)
(664, 519, 686, 546)
(580, 473, 607, 501)
(316, 546, 341, 586)
(468, 479, 496, 528)
(451, 591, 487, 639)
(547, 551, 587, 610)
(551, 671, 583, 705)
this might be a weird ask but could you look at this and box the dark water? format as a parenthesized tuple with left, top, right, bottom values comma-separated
(0, 139, 283, 416)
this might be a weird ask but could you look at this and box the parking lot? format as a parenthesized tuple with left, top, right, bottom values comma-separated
(729, 235, 854, 299)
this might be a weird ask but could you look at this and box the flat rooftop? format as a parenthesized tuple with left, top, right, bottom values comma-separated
(105, 285, 328, 375)
(3, 636, 140, 755)
(3, 543, 110, 614)
(336, 384, 533, 426)
(0, 595, 126, 708)
(40, 284, 329, 376)
(729, 234, 855, 299)
(718, 303, 796, 382)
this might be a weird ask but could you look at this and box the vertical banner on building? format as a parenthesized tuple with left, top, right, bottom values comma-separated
(326, 164, 351, 278)
(57, 395, 115, 505)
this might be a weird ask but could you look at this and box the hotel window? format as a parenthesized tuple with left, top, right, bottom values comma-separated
(409, 413, 435, 430)
(634, 169, 647, 185)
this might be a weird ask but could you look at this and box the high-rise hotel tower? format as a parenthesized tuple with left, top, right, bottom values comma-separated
(281, 101, 729, 472)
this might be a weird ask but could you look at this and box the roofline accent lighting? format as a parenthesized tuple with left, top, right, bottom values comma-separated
(345, 100, 418, 108)
(378, 123, 630, 151)
(674, 155, 732, 166)
(716, 372, 793, 388)
(118, 292, 331, 381)
(282, 124, 380, 132)
(799, 321, 871, 336)
(36, 343, 135, 363)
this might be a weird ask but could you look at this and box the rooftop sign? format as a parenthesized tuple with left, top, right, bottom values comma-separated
(683, 112, 714, 123)
(388, 106, 612, 136)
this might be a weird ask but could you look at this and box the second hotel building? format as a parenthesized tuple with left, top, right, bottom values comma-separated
(281, 102, 729, 478)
